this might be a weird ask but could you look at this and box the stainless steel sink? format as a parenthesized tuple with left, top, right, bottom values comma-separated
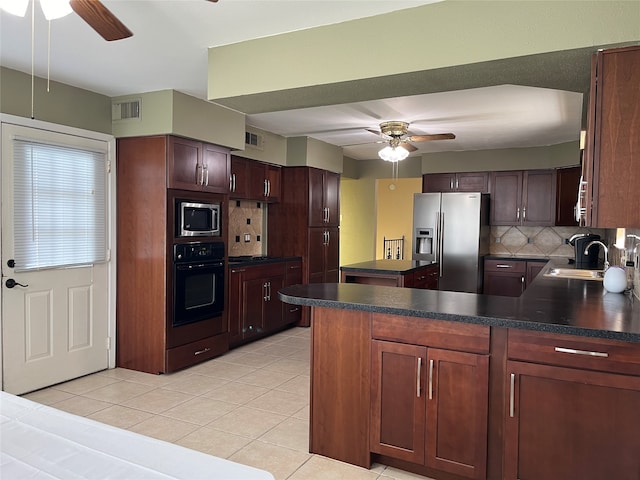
(543, 268, 605, 281)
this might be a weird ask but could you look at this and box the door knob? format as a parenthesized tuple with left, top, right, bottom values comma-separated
(5, 279, 29, 288)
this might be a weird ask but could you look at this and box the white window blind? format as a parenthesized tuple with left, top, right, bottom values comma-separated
(13, 139, 107, 272)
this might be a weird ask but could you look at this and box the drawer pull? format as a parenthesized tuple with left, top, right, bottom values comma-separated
(509, 373, 515, 417)
(417, 357, 422, 397)
(496, 264, 513, 268)
(554, 347, 609, 358)
(194, 347, 211, 356)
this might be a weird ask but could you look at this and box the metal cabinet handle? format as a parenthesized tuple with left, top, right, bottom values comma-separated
(516, 207, 520, 221)
(509, 373, 515, 417)
(521, 275, 525, 293)
(417, 357, 422, 397)
(496, 264, 513, 268)
(455, 178, 459, 189)
(554, 347, 608, 358)
(267, 179, 271, 197)
(268, 282, 272, 301)
(230, 174, 234, 192)
(196, 164, 202, 185)
(203, 164, 209, 186)
(428, 359, 434, 400)
(194, 347, 211, 356)
(263, 282, 269, 301)
(522, 206, 526, 221)
(450, 179, 454, 190)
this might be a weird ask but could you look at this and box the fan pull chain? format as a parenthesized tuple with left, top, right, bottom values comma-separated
(47, 20, 51, 92)
(30, 0, 35, 119)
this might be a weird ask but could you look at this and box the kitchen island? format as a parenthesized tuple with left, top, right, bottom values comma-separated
(279, 261, 640, 480)
(340, 259, 439, 289)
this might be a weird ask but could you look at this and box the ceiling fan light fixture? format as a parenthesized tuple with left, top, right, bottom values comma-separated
(378, 145, 409, 162)
(40, 0, 72, 20)
(0, 0, 29, 16)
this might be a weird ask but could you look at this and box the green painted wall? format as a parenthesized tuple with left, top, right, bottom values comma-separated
(286, 137, 343, 173)
(208, 1, 640, 101)
(232, 125, 288, 165)
(0, 67, 111, 133)
(421, 142, 580, 174)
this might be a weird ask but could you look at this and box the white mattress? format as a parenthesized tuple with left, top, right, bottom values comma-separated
(0, 391, 274, 480)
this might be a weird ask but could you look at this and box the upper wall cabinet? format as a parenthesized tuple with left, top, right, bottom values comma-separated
(581, 46, 640, 228)
(555, 166, 581, 227)
(230, 156, 281, 203)
(309, 168, 340, 227)
(490, 170, 556, 226)
(422, 172, 488, 193)
(168, 136, 230, 194)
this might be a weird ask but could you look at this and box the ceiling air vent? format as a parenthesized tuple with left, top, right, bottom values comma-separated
(112, 99, 141, 122)
(245, 131, 263, 150)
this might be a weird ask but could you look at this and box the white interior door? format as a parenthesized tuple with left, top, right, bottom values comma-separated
(1, 122, 112, 395)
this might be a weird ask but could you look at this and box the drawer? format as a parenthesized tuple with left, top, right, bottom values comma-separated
(485, 259, 526, 273)
(166, 333, 229, 372)
(285, 261, 303, 285)
(508, 329, 640, 376)
(372, 313, 490, 354)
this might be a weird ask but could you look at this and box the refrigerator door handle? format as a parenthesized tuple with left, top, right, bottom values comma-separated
(439, 211, 445, 277)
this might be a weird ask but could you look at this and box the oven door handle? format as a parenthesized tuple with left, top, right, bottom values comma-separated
(176, 261, 224, 270)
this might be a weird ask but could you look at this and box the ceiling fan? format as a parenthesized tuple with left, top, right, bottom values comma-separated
(366, 121, 456, 161)
(0, 0, 219, 41)
(69, 0, 219, 41)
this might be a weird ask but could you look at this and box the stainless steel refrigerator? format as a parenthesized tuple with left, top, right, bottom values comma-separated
(412, 192, 490, 293)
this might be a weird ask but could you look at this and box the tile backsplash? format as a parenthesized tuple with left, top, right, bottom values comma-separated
(490, 226, 605, 259)
(228, 200, 266, 257)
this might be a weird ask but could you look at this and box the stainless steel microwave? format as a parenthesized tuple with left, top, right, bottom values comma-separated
(177, 200, 221, 237)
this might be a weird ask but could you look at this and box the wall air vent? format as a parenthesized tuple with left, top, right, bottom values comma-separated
(112, 99, 141, 122)
(245, 131, 264, 150)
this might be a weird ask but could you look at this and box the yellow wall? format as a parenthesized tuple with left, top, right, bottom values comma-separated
(339, 177, 376, 265)
(375, 178, 422, 260)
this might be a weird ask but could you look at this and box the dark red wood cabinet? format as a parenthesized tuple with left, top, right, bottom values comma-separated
(230, 155, 281, 202)
(423, 172, 489, 193)
(490, 170, 556, 226)
(168, 136, 230, 194)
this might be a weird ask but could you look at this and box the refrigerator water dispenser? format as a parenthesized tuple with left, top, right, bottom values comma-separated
(415, 228, 434, 257)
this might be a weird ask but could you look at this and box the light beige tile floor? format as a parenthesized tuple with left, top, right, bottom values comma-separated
(24, 327, 435, 480)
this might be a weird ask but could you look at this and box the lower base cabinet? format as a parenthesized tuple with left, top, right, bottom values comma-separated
(505, 361, 640, 480)
(228, 261, 301, 346)
(371, 340, 489, 479)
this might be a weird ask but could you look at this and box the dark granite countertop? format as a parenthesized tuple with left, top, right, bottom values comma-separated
(340, 259, 438, 274)
(280, 260, 640, 342)
(228, 256, 301, 267)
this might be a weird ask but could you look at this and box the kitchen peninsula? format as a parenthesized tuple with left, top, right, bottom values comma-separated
(280, 262, 640, 480)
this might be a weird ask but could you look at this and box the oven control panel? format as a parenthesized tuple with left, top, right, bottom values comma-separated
(174, 242, 224, 263)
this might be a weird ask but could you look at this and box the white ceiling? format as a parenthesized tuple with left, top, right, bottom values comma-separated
(0, 0, 584, 160)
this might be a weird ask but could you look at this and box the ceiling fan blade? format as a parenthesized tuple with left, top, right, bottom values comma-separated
(366, 128, 383, 137)
(400, 141, 418, 152)
(407, 133, 456, 142)
(70, 0, 133, 41)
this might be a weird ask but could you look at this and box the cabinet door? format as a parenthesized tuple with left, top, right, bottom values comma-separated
(228, 267, 244, 345)
(168, 136, 202, 191)
(456, 172, 488, 193)
(370, 340, 427, 464)
(263, 274, 285, 331)
(230, 156, 250, 198)
(248, 161, 268, 200)
(242, 277, 266, 340)
(308, 168, 325, 227)
(427, 349, 488, 479)
(412, 265, 438, 290)
(201, 143, 230, 194)
(505, 360, 640, 480)
(586, 46, 640, 228)
(264, 164, 281, 203)
(521, 170, 555, 226)
(483, 271, 525, 296)
(525, 261, 545, 287)
(422, 173, 456, 193)
(324, 171, 340, 226)
(325, 228, 340, 283)
(555, 166, 581, 226)
(490, 171, 522, 225)
(308, 228, 326, 284)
